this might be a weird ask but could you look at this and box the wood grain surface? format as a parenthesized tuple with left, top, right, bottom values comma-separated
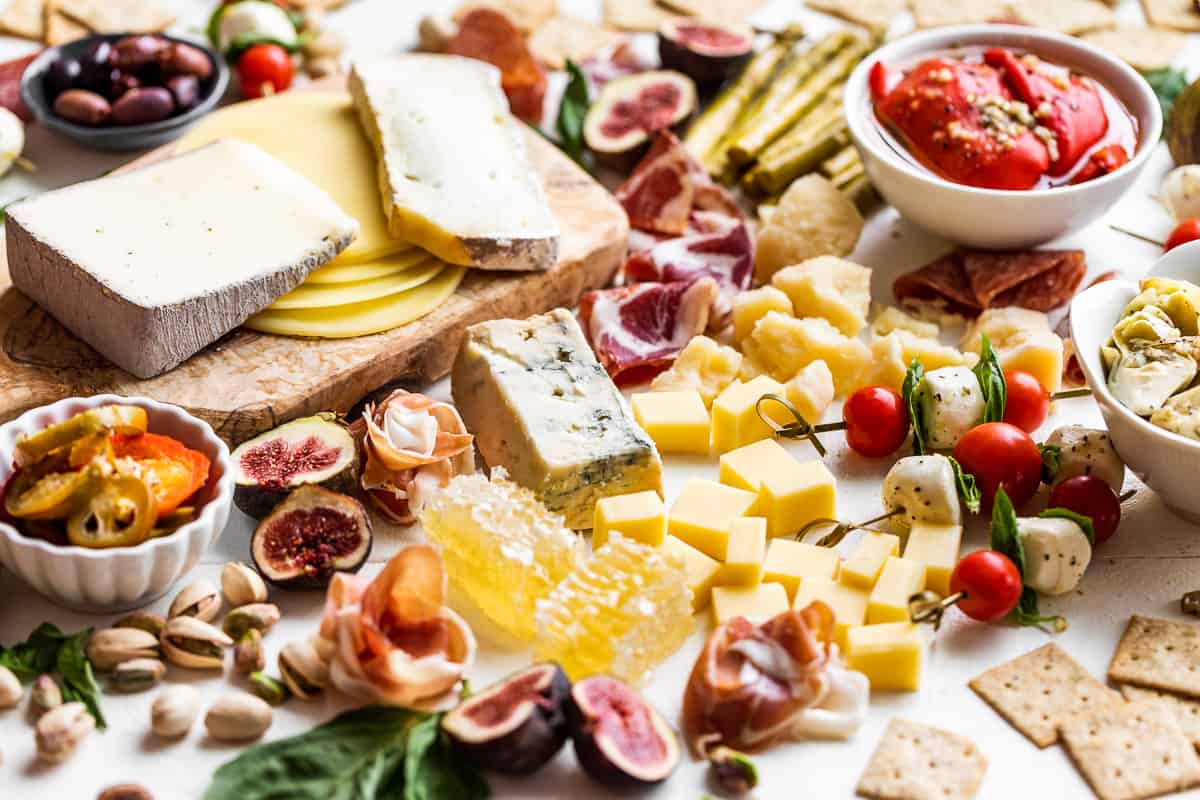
(0, 124, 628, 444)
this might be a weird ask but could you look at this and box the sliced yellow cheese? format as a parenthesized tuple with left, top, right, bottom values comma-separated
(845, 622, 924, 691)
(245, 265, 465, 338)
(711, 375, 790, 453)
(763, 539, 840, 600)
(902, 522, 963, 597)
(661, 535, 722, 612)
(712, 582, 789, 625)
(841, 532, 901, 589)
(269, 258, 444, 310)
(631, 390, 711, 455)
(177, 91, 406, 266)
(793, 577, 868, 651)
(867, 557, 926, 624)
(306, 250, 431, 285)
(668, 478, 757, 560)
(715, 517, 767, 587)
(593, 490, 666, 550)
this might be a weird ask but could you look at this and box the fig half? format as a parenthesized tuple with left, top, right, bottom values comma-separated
(583, 70, 697, 168)
(658, 18, 754, 86)
(442, 662, 570, 775)
(567, 675, 680, 787)
(250, 485, 371, 590)
(230, 414, 360, 519)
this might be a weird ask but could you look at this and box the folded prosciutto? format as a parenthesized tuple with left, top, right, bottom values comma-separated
(616, 131, 741, 236)
(682, 604, 868, 755)
(623, 211, 754, 293)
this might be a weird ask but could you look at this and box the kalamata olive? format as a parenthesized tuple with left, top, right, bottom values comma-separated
(77, 40, 113, 90)
(53, 89, 111, 126)
(160, 43, 213, 80)
(43, 58, 82, 99)
(111, 35, 169, 70)
(166, 75, 200, 110)
(111, 87, 175, 125)
(107, 73, 141, 101)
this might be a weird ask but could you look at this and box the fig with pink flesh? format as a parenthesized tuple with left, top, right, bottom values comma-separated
(567, 675, 680, 787)
(658, 18, 754, 86)
(230, 413, 360, 519)
(442, 662, 570, 775)
(250, 485, 371, 590)
(583, 70, 697, 167)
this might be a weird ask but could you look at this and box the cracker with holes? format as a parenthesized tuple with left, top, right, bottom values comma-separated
(969, 642, 1122, 747)
(910, 0, 1011, 28)
(1140, 0, 1200, 32)
(1060, 701, 1200, 800)
(1081, 26, 1188, 72)
(604, 0, 676, 31)
(1108, 615, 1200, 699)
(1007, 0, 1116, 35)
(856, 719, 987, 800)
(1119, 685, 1200, 748)
(805, 0, 906, 31)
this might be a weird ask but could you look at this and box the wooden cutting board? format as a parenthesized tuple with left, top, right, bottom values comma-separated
(0, 121, 628, 445)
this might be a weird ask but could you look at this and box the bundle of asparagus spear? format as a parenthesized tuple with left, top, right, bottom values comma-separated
(684, 28, 878, 211)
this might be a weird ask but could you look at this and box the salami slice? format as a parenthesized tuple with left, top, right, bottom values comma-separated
(964, 249, 1087, 311)
(0, 52, 37, 122)
(893, 252, 982, 317)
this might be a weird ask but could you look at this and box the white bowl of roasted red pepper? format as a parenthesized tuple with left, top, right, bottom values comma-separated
(844, 24, 1161, 250)
(20, 33, 229, 152)
(0, 395, 233, 612)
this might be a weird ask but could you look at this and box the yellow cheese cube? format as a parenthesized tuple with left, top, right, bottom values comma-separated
(758, 459, 837, 539)
(772, 256, 872, 337)
(631, 390, 711, 455)
(845, 622, 924, 691)
(785, 360, 835, 423)
(649, 336, 742, 406)
(668, 479, 757, 559)
(719, 438, 797, 493)
(872, 306, 940, 339)
(902, 522, 963, 596)
(593, 490, 666, 550)
(793, 577, 869, 651)
(715, 517, 767, 586)
(961, 307, 1065, 393)
(867, 557, 927, 624)
(841, 532, 901, 589)
(711, 375, 789, 453)
(661, 535, 722, 612)
(741, 312, 871, 396)
(732, 286, 793, 344)
(712, 582, 790, 625)
(763, 539, 840, 600)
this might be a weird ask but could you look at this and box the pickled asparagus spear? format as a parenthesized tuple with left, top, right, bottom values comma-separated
(841, 173, 880, 211)
(821, 144, 860, 179)
(831, 160, 864, 188)
(753, 120, 851, 194)
(756, 93, 843, 164)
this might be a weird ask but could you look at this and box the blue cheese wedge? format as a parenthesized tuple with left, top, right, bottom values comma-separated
(348, 54, 558, 272)
(6, 139, 358, 378)
(452, 309, 663, 528)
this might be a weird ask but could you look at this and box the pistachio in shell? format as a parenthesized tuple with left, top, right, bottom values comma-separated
(168, 580, 221, 622)
(36, 701, 94, 763)
(31, 674, 63, 713)
(86, 628, 161, 671)
(248, 672, 290, 706)
(221, 561, 268, 607)
(114, 611, 166, 638)
(160, 616, 232, 670)
(233, 630, 265, 675)
(111, 658, 166, 693)
(151, 685, 200, 738)
(278, 639, 330, 700)
(222, 603, 280, 639)
(0, 666, 22, 709)
(205, 693, 273, 741)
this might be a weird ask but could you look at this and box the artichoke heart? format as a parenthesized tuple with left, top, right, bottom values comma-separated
(1107, 346, 1198, 417)
(1110, 305, 1181, 353)
(1124, 279, 1200, 336)
(1150, 384, 1200, 440)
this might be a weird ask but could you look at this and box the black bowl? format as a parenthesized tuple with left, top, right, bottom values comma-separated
(20, 33, 230, 152)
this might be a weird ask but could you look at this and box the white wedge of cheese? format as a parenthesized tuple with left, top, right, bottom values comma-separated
(6, 139, 358, 378)
(349, 55, 559, 272)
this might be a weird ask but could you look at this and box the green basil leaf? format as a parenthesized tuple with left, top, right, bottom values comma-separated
(989, 487, 1024, 576)
(226, 33, 301, 64)
(556, 60, 591, 169)
(1143, 67, 1188, 132)
(1040, 507, 1096, 546)
(404, 714, 490, 800)
(901, 358, 928, 455)
(947, 456, 981, 515)
(57, 629, 105, 728)
(1011, 586, 1066, 631)
(972, 334, 1007, 424)
(1038, 442, 1061, 485)
(0, 622, 67, 681)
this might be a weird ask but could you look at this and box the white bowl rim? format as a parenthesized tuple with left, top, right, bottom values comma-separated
(843, 23, 1164, 200)
(0, 393, 233, 561)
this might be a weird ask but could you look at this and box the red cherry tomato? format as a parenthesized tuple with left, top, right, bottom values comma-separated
(1165, 217, 1200, 252)
(1049, 475, 1121, 544)
(1002, 370, 1050, 433)
(237, 43, 293, 100)
(949, 550, 1023, 622)
(952, 422, 1043, 509)
(842, 386, 910, 458)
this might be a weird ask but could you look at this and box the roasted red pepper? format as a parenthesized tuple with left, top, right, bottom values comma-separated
(1069, 143, 1129, 185)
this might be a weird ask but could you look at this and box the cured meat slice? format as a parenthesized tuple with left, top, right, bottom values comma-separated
(579, 277, 718, 385)
(892, 252, 982, 318)
(616, 131, 740, 235)
(0, 52, 37, 122)
(448, 7, 547, 123)
(623, 211, 754, 291)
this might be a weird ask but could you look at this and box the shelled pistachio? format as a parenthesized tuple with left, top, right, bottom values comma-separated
(31, 674, 62, 713)
(35, 702, 94, 763)
(248, 672, 290, 706)
(233, 630, 265, 675)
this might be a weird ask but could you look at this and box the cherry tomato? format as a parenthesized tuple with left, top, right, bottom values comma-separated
(952, 422, 1043, 509)
(1049, 475, 1121, 544)
(1002, 370, 1050, 433)
(842, 386, 910, 458)
(1165, 217, 1200, 252)
(237, 43, 293, 99)
(949, 550, 1023, 622)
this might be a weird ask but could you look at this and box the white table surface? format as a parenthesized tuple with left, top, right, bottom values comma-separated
(4, 1, 1200, 798)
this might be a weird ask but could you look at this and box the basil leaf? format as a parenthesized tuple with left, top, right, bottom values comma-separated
(1038, 443, 1061, 485)
(1143, 67, 1188, 132)
(225, 33, 301, 64)
(556, 60, 591, 168)
(0, 622, 67, 681)
(1040, 507, 1095, 546)
(57, 629, 105, 729)
(1010, 586, 1065, 630)
(404, 714, 490, 800)
(972, 334, 1007, 424)
(989, 487, 1024, 576)
(901, 358, 928, 455)
(947, 456, 981, 514)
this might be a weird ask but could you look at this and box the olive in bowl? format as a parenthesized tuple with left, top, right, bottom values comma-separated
(21, 33, 229, 151)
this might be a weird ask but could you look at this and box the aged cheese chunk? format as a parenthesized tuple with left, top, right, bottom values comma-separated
(902, 522, 962, 596)
(961, 307, 1065, 393)
(711, 375, 790, 453)
(872, 306, 940, 340)
(452, 309, 663, 529)
(845, 622, 924, 691)
(867, 557, 927, 624)
(732, 286, 793, 344)
(661, 535, 722, 612)
(6, 139, 359, 378)
(772, 256, 872, 337)
(858, 331, 967, 394)
(763, 539, 841, 600)
(631, 390, 711, 455)
(649, 336, 742, 406)
(715, 517, 767, 587)
(593, 490, 666, 550)
(793, 577, 868, 651)
(668, 478, 757, 559)
(711, 582, 790, 625)
(742, 313, 871, 396)
(841, 532, 901, 589)
(349, 55, 559, 271)
(785, 360, 836, 423)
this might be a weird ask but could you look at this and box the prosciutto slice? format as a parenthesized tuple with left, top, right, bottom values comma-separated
(579, 277, 718, 385)
(623, 211, 754, 293)
(616, 131, 741, 236)
(682, 604, 868, 755)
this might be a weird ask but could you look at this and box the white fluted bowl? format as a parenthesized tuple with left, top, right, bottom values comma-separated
(0, 395, 232, 613)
